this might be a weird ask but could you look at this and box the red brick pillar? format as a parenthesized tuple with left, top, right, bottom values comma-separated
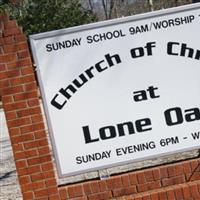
(0, 14, 60, 200)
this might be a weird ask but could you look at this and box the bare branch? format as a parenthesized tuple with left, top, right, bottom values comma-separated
(102, 0, 108, 19)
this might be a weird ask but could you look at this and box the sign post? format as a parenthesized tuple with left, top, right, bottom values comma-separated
(30, 4, 200, 177)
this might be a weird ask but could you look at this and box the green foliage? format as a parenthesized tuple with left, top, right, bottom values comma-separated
(5, 0, 96, 35)
(0, 0, 11, 13)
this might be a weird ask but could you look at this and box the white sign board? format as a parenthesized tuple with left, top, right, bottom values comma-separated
(30, 4, 200, 177)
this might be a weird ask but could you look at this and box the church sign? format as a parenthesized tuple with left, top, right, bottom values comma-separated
(30, 4, 200, 177)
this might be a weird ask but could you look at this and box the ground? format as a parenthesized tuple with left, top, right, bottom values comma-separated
(0, 109, 22, 200)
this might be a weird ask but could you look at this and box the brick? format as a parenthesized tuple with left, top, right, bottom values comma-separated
(24, 138, 48, 149)
(190, 184, 200, 198)
(137, 180, 160, 193)
(25, 149, 38, 157)
(12, 133, 34, 143)
(9, 127, 20, 137)
(17, 106, 41, 117)
(45, 179, 57, 187)
(18, 167, 28, 176)
(6, 69, 20, 78)
(19, 175, 31, 185)
(150, 180, 161, 190)
(137, 183, 148, 193)
(134, 195, 143, 200)
(2, 95, 13, 104)
(47, 187, 59, 196)
(0, 13, 9, 21)
(88, 191, 112, 200)
(158, 191, 168, 200)
(2, 44, 16, 54)
(5, 111, 17, 120)
(21, 181, 45, 192)
(162, 175, 185, 187)
(191, 160, 199, 171)
(27, 165, 41, 174)
(27, 98, 40, 107)
(174, 187, 184, 199)
(99, 180, 107, 192)
(34, 188, 49, 198)
(0, 38, 3, 45)
(9, 77, 22, 86)
(106, 176, 123, 189)
(174, 164, 184, 176)
(0, 37, 3, 47)
(4, 20, 17, 29)
(150, 192, 159, 200)
(160, 167, 168, 178)
(20, 122, 44, 134)
(17, 42, 29, 50)
(0, 53, 16, 62)
(0, 71, 7, 79)
(15, 34, 27, 42)
(3, 27, 22, 36)
(15, 151, 26, 160)
(10, 135, 23, 143)
(3, 36, 14, 45)
(68, 197, 87, 200)
(59, 188, 68, 199)
(113, 185, 137, 197)
(90, 181, 100, 193)
(3, 101, 27, 111)
(83, 183, 92, 195)
(31, 173, 44, 182)
(0, 64, 6, 71)
(48, 194, 60, 200)
(27, 155, 51, 166)
(31, 114, 43, 123)
(7, 117, 31, 128)
(137, 172, 146, 184)
(34, 130, 47, 139)
(17, 50, 30, 59)
(142, 194, 151, 200)
(68, 184, 84, 198)
(129, 173, 137, 185)
(167, 166, 176, 177)
(35, 197, 48, 200)
(121, 174, 130, 187)
(22, 133, 35, 142)
(7, 58, 32, 69)
(24, 82, 37, 91)
(16, 160, 27, 169)
(41, 162, 53, 172)
(2, 85, 23, 95)
(12, 143, 24, 152)
(23, 191, 34, 200)
(183, 162, 192, 174)
(14, 91, 38, 102)
(21, 66, 34, 75)
(189, 172, 200, 181)
(38, 146, 50, 156)
(10, 76, 35, 87)
(182, 185, 191, 199)
(144, 170, 154, 182)
(198, 182, 200, 193)
(166, 189, 175, 200)
(43, 171, 55, 179)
